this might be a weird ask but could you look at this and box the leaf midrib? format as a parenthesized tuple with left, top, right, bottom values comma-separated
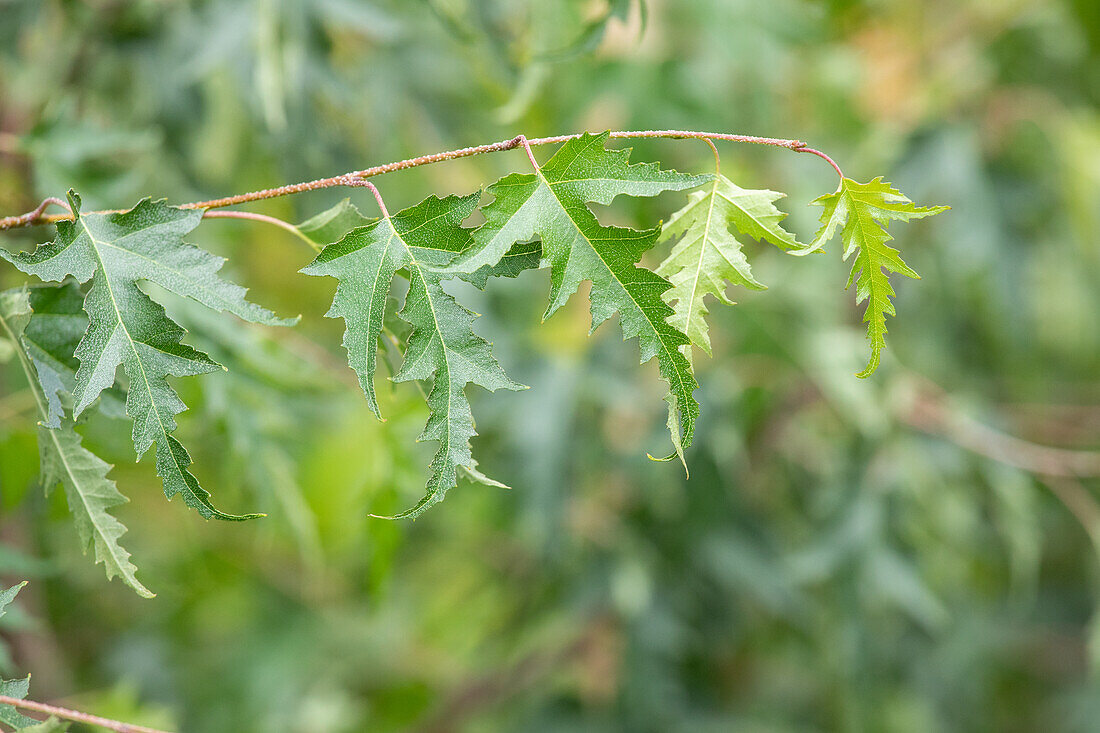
(534, 168, 692, 409)
(391, 218, 457, 488)
(683, 177, 721, 341)
(78, 217, 201, 506)
(850, 197, 888, 340)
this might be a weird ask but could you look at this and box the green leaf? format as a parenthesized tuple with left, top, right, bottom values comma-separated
(21, 282, 126, 425)
(0, 582, 26, 617)
(0, 191, 292, 520)
(37, 420, 154, 597)
(655, 174, 800, 358)
(303, 193, 525, 518)
(795, 177, 947, 377)
(0, 288, 152, 598)
(0, 676, 38, 730)
(539, 0, 642, 61)
(296, 198, 373, 248)
(0, 583, 38, 730)
(449, 131, 709, 454)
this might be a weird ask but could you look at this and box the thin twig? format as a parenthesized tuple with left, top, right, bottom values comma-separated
(0, 129, 843, 230)
(1042, 477, 1100, 556)
(901, 379, 1100, 555)
(904, 389, 1100, 478)
(795, 146, 844, 180)
(0, 197, 71, 230)
(0, 694, 171, 733)
(201, 210, 320, 251)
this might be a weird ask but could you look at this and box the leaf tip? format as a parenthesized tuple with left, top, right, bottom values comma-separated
(855, 350, 881, 378)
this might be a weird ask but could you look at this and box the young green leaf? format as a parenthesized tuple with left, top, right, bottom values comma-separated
(655, 174, 801, 358)
(302, 193, 524, 518)
(448, 131, 710, 454)
(0, 288, 152, 598)
(795, 177, 947, 376)
(0, 191, 291, 520)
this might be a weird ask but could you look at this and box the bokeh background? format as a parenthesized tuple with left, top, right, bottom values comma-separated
(1, 1, 1099, 731)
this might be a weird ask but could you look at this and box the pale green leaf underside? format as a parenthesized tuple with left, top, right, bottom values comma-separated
(801, 177, 947, 376)
(0, 191, 291, 520)
(656, 174, 801, 358)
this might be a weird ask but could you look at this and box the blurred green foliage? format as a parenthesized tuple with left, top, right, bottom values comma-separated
(0, 0, 1099, 731)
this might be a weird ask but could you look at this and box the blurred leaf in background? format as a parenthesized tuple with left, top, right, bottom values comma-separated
(1, 0, 1099, 731)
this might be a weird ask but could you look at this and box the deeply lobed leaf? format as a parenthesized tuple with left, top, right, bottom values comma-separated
(656, 174, 801, 359)
(797, 177, 947, 376)
(0, 191, 292, 519)
(448, 131, 710, 457)
(0, 287, 152, 597)
(303, 193, 524, 518)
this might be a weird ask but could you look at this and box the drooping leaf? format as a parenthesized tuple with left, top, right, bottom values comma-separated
(303, 193, 524, 518)
(655, 174, 801, 358)
(37, 421, 154, 597)
(0, 583, 39, 730)
(448, 131, 709, 454)
(0, 288, 152, 598)
(795, 177, 947, 376)
(0, 191, 292, 520)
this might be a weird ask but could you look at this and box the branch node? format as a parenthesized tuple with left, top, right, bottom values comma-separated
(0, 196, 72, 230)
(512, 135, 540, 171)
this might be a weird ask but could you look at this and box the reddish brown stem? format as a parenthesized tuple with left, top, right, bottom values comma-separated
(0, 129, 844, 230)
(702, 138, 721, 174)
(0, 694, 171, 733)
(794, 146, 844, 180)
(341, 176, 389, 218)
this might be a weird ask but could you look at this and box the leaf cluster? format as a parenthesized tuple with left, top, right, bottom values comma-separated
(0, 132, 945, 596)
